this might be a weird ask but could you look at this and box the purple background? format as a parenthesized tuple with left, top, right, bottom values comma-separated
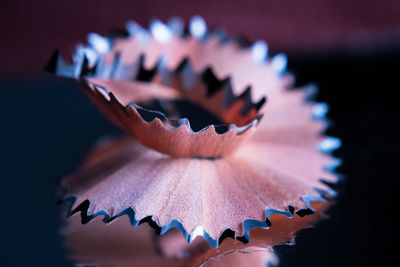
(2, 0, 400, 75)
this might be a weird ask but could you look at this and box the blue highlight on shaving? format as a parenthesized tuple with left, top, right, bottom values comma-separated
(271, 53, 288, 74)
(189, 16, 207, 39)
(252, 40, 269, 64)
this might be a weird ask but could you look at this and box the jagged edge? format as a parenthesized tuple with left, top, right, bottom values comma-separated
(46, 49, 266, 114)
(57, 81, 342, 248)
(265, 191, 335, 267)
(45, 16, 287, 88)
(197, 187, 333, 266)
(79, 55, 265, 136)
(120, 16, 253, 45)
(58, 184, 334, 249)
(56, 85, 341, 249)
(123, 17, 288, 76)
(122, 17, 254, 49)
(51, 17, 342, 248)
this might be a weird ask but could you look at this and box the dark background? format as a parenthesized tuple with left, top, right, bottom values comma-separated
(1, 1, 398, 266)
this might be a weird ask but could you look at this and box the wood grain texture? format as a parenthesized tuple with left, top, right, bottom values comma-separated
(252, 88, 327, 150)
(62, 67, 334, 242)
(63, 128, 333, 240)
(103, 35, 289, 102)
(63, 201, 330, 266)
(59, 26, 337, 247)
(80, 78, 261, 158)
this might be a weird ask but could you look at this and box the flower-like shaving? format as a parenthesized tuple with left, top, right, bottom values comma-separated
(64, 173, 330, 267)
(45, 18, 294, 158)
(53, 17, 340, 250)
(62, 133, 336, 248)
(77, 58, 265, 158)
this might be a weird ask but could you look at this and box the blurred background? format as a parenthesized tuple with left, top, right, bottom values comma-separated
(2, 0, 400, 74)
(1, 0, 398, 266)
